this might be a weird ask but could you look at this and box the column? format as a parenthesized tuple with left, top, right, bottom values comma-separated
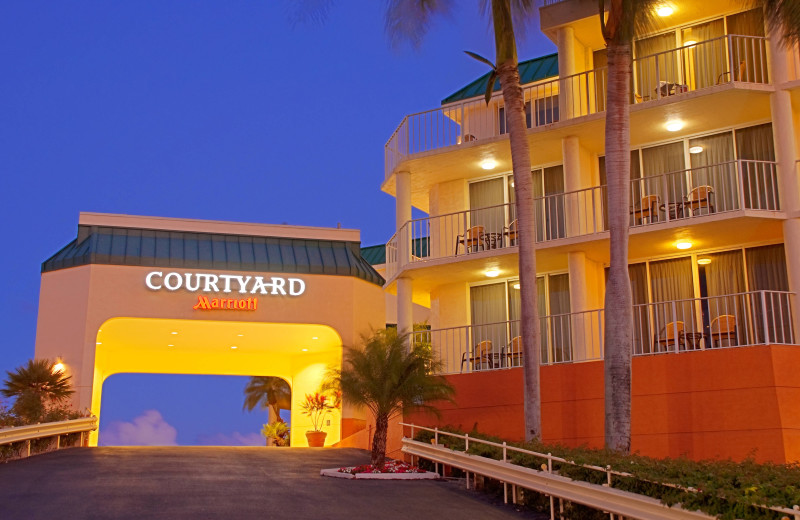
(396, 171, 412, 266)
(768, 31, 800, 340)
(557, 26, 576, 120)
(396, 277, 414, 346)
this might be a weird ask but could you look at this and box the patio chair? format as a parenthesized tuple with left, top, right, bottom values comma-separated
(653, 321, 684, 352)
(455, 225, 485, 254)
(685, 185, 715, 215)
(630, 195, 661, 225)
(710, 314, 738, 347)
(460, 340, 494, 372)
(503, 219, 518, 247)
(504, 336, 522, 367)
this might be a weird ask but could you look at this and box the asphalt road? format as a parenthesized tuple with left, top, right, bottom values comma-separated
(0, 447, 542, 520)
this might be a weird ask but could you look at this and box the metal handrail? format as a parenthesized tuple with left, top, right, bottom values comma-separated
(0, 416, 98, 457)
(399, 423, 800, 519)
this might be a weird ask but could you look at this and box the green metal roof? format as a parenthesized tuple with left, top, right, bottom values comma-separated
(43, 225, 385, 287)
(360, 244, 386, 266)
(441, 53, 559, 105)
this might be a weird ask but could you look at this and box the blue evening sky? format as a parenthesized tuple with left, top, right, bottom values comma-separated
(0, 1, 555, 444)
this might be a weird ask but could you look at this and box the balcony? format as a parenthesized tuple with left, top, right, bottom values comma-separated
(385, 35, 770, 181)
(411, 291, 795, 375)
(385, 160, 781, 280)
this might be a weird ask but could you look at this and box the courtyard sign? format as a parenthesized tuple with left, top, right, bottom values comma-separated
(145, 271, 306, 296)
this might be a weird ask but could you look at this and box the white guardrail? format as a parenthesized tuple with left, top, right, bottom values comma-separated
(0, 417, 98, 457)
(400, 423, 800, 520)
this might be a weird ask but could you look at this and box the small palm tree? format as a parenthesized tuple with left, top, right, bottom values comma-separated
(243, 376, 292, 425)
(2, 359, 74, 423)
(326, 328, 455, 467)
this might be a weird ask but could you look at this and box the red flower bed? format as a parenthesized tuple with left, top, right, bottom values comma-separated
(337, 460, 425, 475)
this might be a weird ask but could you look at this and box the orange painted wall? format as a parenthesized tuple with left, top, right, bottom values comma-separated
(406, 345, 800, 464)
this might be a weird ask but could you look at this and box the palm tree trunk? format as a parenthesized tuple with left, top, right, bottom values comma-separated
(492, 0, 541, 442)
(371, 413, 389, 467)
(603, 40, 633, 453)
(266, 405, 278, 447)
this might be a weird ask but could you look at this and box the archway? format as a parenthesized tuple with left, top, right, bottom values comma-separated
(91, 317, 343, 447)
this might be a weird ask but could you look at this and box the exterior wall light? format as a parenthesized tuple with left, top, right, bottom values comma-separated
(689, 146, 703, 154)
(676, 240, 692, 250)
(512, 283, 520, 289)
(485, 268, 500, 278)
(683, 40, 697, 47)
(665, 120, 683, 132)
(481, 159, 498, 170)
(52, 362, 65, 374)
(656, 5, 673, 16)
(697, 258, 712, 265)
(230, 346, 238, 350)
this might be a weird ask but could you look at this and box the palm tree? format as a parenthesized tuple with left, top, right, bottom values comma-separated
(385, 0, 543, 443)
(2, 359, 74, 423)
(326, 328, 455, 467)
(757, 0, 800, 45)
(243, 376, 292, 425)
(599, 0, 658, 454)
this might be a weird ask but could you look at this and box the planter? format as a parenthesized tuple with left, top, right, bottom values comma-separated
(306, 430, 327, 447)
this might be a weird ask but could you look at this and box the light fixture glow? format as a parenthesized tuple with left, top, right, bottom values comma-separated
(230, 346, 238, 350)
(485, 268, 500, 278)
(510, 181, 515, 187)
(312, 336, 319, 340)
(52, 363, 65, 374)
(656, 5, 673, 16)
(697, 258, 712, 265)
(301, 348, 309, 352)
(683, 40, 697, 46)
(167, 344, 174, 347)
(665, 120, 683, 132)
(512, 283, 520, 290)
(689, 146, 703, 154)
(96, 342, 102, 345)
(237, 334, 244, 337)
(170, 331, 178, 335)
(480, 159, 498, 170)
(676, 240, 692, 250)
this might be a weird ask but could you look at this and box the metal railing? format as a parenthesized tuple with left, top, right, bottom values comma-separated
(400, 423, 800, 520)
(412, 291, 794, 375)
(0, 417, 97, 457)
(385, 160, 779, 276)
(385, 35, 769, 178)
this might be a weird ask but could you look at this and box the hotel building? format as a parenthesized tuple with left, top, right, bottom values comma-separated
(382, 0, 800, 463)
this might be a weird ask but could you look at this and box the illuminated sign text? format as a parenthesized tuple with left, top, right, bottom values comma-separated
(193, 296, 258, 311)
(145, 271, 306, 296)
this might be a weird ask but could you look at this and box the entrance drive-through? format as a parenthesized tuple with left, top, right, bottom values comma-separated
(34, 213, 386, 447)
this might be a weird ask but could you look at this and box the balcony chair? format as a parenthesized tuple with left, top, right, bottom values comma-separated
(630, 195, 661, 225)
(653, 321, 684, 352)
(504, 336, 523, 368)
(503, 219, 518, 247)
(710, 314, 738, 347)
(460, 340, 494, 372)
(455, 225, 485, 255)
(685, 185, 715, 215)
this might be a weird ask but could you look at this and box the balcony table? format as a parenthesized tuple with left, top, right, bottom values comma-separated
(659, 201, 688, 220)
(680, 332, 705, 351)
(483, 232, 503, 250)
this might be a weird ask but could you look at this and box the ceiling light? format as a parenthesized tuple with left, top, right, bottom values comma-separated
(237, 334, 244, 337)
(96, 342, 102, 345)
(656, 5, 673, 16)
(230, 346, 238, 350)
(481, 159, 497, 170)
(512, 283, 520, 290)
(485, 268, 500, 278)
(697, 258, 712, 265)
(676, 240, 692, 250)
(665, 120, 683, 132)
(52, 363, 65, 374)
(683, 40, 697, 46)
(689, 146, 703, 154)
(301, 348, 309, 352)
(170, 332, 178, 335)
(167, 344, 174, 347)
(312, 337, 318, 340)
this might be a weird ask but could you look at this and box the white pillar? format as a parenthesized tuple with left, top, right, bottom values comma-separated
(557, 27, 576, 119)
(396, 171, 412, 265)
(768, 32, 800, 340)
(396, 276, 414, 345)
(563, 136, 582, 237)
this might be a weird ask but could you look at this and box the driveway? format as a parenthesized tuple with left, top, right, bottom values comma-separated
(0, 447, 541, 519)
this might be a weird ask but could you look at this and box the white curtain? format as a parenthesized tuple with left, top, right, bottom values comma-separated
(469, 178, 505, 236)
(689, 131, 736, 211)
(736, 123, 777, 210)
(649, 257, 697, 347)
(682, 19, 725, 89)
(746, 244, 790, 343)
(470, 283, 507, 360)
(635, 32, 679, 99)
(641, 142, 686, 210)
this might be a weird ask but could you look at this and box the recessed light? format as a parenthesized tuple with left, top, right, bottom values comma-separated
(230, 346, 238, 350)
(656, 5, 673, 16)
(96, 342, 102, 345)
(170, 332, 178, 335)
(676, 240, 692, 250)
(512, 283, 520, 289)
(485, 268, 500, 278)
(689, 146, 703, 154)
(480, 159, 497, 170)
(697, 258, 712, 265)
(312, 337, 318, 340)
(237, 334, 244, 337)
(301, 348, 309, 352)
(665, 120, 683, 132)
(683, 40, 697, 47)
(167, 344, 174, 347)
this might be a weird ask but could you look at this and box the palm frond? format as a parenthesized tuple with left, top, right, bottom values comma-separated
(2, 359, 73, 402)
(284, 0, 335, 28)
(754, 0, 800, 47)
(384, 0, 454, 49)
(479, 0, 537, 43)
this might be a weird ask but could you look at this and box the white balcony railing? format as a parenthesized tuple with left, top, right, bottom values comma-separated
(412, 291, 794, 375)
(385, 160, 778, 276)
(385, 35, 769, 178)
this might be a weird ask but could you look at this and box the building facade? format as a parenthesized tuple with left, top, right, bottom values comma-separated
(384, 0, 800, 463)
